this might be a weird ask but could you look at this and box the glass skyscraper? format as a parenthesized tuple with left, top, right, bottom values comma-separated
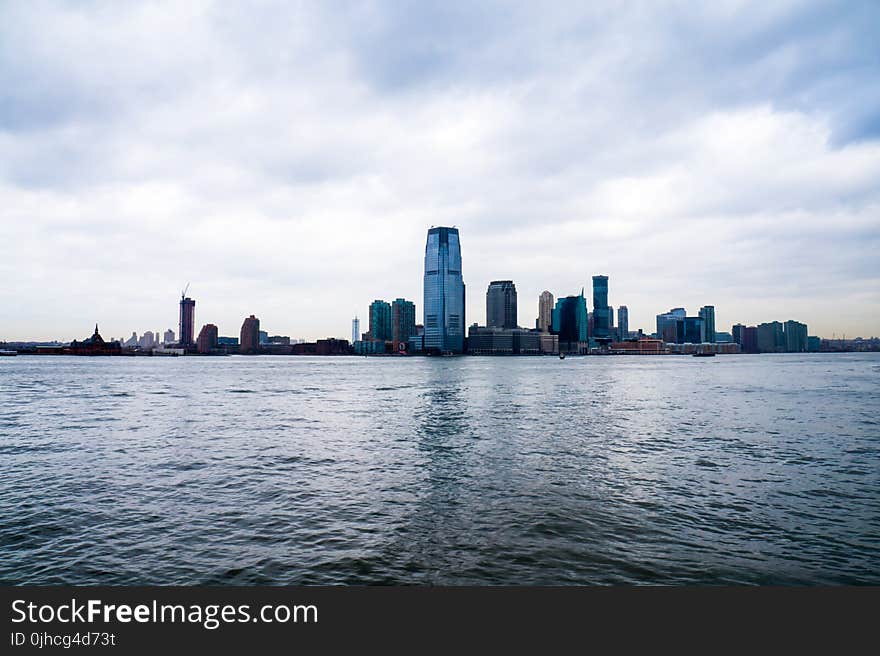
(423, 227, 465, 353)
(592, 275, 612, 339)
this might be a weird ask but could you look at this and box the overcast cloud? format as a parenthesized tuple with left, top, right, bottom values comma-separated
(1, 0, 879, 341)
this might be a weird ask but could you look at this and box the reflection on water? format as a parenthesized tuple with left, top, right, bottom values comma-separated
(0, 353, 878, 585)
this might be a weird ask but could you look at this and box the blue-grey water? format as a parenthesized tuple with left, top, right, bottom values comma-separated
(1, 353, 878, 585)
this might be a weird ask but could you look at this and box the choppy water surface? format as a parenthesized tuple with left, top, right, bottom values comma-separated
(1, 353, 878, 585)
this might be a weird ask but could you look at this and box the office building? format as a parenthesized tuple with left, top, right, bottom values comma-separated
(486, 280, 518, 329)
(179, 296, 195, 347)
(682, 316, 704, 343)
(240, 315, 260, 354)
(656, 308, 686, 343)
(392, 298, 417, 351)
(537, 291, 554, 332)
(163, 329, 175, 345)
(369, 300, 393, 342)
(592, 275, 612, 339)
(197, 324, 218, 354)
(699, 305, 716, 343)
(423, 226, 466, 354)
(551, 291, 589, 351)
(351, 317, 360, 345)
(618, 305, 629, 340)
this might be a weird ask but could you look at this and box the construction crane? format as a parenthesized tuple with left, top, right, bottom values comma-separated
(181, 282, 190, 300)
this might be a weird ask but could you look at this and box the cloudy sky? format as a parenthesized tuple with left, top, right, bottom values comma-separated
(2, 0, 879, 342)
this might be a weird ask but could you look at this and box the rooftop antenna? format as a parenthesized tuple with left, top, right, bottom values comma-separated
(181, 282, 190, 300)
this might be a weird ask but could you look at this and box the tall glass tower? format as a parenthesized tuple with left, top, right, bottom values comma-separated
(423, 226, 465, 353)
(592, 275, 611, 339)
(486, 280, 517, 329)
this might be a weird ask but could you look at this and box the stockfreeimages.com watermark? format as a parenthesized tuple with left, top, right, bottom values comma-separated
(10, 599, 318, 631)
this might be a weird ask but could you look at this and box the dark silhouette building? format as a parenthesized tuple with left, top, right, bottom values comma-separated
(69, 325, 122, 355)
(179, 296, 195, 347)
(486, 280, 518, 329)
(592, 275, 612, 339)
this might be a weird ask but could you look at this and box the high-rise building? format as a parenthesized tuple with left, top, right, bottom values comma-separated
(351, 316, 360, 345)
(179, 296, 195, 347)
(742, 326, 758, 353)
(699, 305, 716, 343)
(369, 300, 393, 341)
(618, 306, 629, 340)
(682, 316, 704, 343)
(732, 323, 745, 346)
(551, 291, 589, 348)
(784, 320, 808, 352)
(139, 331, 156, 349)
(240, 315, 260, 354)
(757, 321, 784, 353)
(423, 226, 466, 354)
(197, 323, 218, 354)
(486, 280, 517, 329)
(392, 298, 417, 350)
(591, 275, 612, 339)
(537, 291, 554, 332)
(656, 308, 686, 342)
(259, 330, 268, 345)
(163, 329, 175, 345)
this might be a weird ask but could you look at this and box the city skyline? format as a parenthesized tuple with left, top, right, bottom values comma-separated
(2, 3, 879, 341)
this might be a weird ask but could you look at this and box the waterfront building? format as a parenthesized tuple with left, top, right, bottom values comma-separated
(466, 325, 543, 355)
(756, 321, 785, 353)
(682, 316, 704, 344)
(218, 336, 239, 346)
(742, 326, 758, 353)
(259, 330, 268, 345)
(617, 306, 629, 340)
(197, 323, 219, 354)
(486, 281, 518, 329)
(699, 305, 716, 343)
(369, 300, 393, 342)
(592, 275, 612, 339)
(179, 296, 195, 347)
(68, 325, 122, 356)
(784, 320, 808, 353)
(163, 329, 175, 345)
(240, 315, 260, 354)
(715, 332, 733, 343)
(656, 308, 686, 342)
(551, 291, 589, 352)
(267, 335, 291, 345)
(537, 291, 554, 332)
(139, 331, 156, 349)
(392, 298, 417, 351)
(807, 335, 821, 352)
(732, 323, 745, 346)
(610, 337, 667, 355)
(423, 226, 465, 354)
(351, 317, 360, 345)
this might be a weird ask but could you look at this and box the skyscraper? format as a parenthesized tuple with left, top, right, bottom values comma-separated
(197, 323, 218, 354)
(423, 227, 465, 354)
(618, 305, 629, 340)
(699, 305, 716, 343)
(392, 298, 417, 350)
(240, 315, 260, 354)
(656, 308, 686, 342)
(163, 329, 175, 345)
(369, 300, 392, 341)
(592, 275, 612, 339)
(351, 316, 360, 344)
(551, 291, 589, 348)
(179, 296, 195, 347)
(486, 280, 518, 329)
(537, 291, 554, 332)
